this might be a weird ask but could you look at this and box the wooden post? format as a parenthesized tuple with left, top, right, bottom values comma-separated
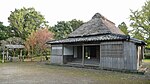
(6, 50, 8, 61)
(99, 44, 101, 67)
(137, 46, 140, 69)
(62, 44, 64, 64)
(82, 44, 84, 66)
(20, 49, 23, 61)
(141, 46, 144, 59)
(2, 50, 5, 63)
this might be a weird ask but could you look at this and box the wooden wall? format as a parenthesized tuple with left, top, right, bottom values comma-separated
(100, 41, 137, 71)
(100, 41, 124, 69)
(50, 44, 63, 64)
(50, 41, 140, 71)
(123, 42, 137, 70)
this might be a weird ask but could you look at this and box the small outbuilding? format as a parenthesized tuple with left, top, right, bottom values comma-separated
(2, 44, 25, 62)
(47, 13, 145, 71)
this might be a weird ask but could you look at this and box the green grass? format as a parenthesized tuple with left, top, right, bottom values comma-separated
(143, 59, 150, 62)
(0, 61, 150, 84)
(0, 57, 2, 63)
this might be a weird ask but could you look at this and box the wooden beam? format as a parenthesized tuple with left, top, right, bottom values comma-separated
(83, 44, 100, 46)
(64, 44, 100, 47)
(82, 44, 84, 66)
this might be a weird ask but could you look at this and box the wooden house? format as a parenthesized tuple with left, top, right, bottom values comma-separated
(47, 13, 145, 71)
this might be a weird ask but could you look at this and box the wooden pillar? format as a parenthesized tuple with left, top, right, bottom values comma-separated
(2, 50, 5, 63)
(73, 46, 74, 58)
(99, 44, 101, 67)
(20, 49, 23, 61)
(82, 44, 84, 66)
(62, 44, 64, 64)
(137, 46, 140, 69)
(6, 50, 8, 61)
(141, 46, 144, 59)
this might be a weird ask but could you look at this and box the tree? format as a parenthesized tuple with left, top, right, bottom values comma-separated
(0, 22, 13, 40)
(35, 28, 53, 55)
(8, 7, 48, 40)
(25, 28, 53, 60)
(69, 19, 84, 31)
(6, 37, 24, 45)
(118, 22, 129, 35)
(129, 0, 150, 48)
(50, 19, 83, 40)
(25, 32, 36, 59)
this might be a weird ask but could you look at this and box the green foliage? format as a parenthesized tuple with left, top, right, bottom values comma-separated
(8, 7, 48, 40)
(129, 0, 150, 48)
(0, 22, 13, 40)
(0, 37, 24, 50)
(144, 53, 150, 59)
(50, 19, 83, 40)
(118, 22, 129, 35)
(6, 37, 24, 45)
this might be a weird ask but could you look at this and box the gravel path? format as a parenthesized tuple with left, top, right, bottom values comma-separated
(0, 62, 150, 84)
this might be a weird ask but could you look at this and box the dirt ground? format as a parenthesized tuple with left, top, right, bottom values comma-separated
(0, 62, 150, 84)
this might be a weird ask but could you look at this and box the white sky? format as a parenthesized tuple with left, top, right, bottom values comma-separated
(0, 0, 146, 26)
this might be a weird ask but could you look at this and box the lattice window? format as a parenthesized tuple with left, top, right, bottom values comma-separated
(51, 47, 62, 55)
(101, 44, 123, 57)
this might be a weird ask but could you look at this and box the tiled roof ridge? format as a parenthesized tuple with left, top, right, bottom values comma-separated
(68, 33, 128, 38)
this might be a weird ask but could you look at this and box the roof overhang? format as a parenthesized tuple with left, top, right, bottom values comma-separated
(47, 34, 146, 46)
(47, 34, 128, 44)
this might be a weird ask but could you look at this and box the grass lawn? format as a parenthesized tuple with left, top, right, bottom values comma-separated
(143, 59, 150, 62)
(0, 58, 2, 63)
(0, 62, 150, 84)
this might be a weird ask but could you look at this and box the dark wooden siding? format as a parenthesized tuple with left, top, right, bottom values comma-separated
(123, 42, 137, 70)
(100, 41, 124, 69)
(100, 41, 137, 70)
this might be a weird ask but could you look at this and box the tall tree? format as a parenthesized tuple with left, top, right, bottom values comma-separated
(8, 7, 48, 40)
(51, 21, 70, 40)
(69, 19, 84, 31)
(50, 19, 83, 40)
(129, 0, 150, 48)
(118, 22, 129, 35)
(0, 22, 13, 40)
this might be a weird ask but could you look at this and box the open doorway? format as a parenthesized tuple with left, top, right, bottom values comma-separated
(84, 46, 100, 65)
(66, 45, 100, 65)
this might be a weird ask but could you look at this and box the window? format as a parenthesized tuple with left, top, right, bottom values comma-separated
(51, 47, 62, 55)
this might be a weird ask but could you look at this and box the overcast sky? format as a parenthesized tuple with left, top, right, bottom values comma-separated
(0, 0, 146, 26)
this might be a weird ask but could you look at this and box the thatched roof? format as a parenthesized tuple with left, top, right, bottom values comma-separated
(47, 13, 145, 45)
(69, 13, 124, 37)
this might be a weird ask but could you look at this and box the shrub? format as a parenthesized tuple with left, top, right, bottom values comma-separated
(144, 53, 150, 59)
